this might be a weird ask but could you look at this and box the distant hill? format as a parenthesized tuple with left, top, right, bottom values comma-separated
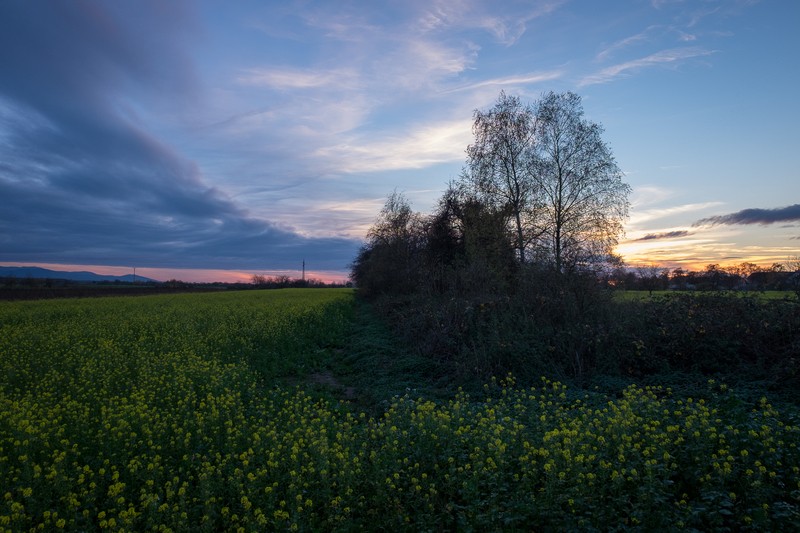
(0, 266, 157, 283)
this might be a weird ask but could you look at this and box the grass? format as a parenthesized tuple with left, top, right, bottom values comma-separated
(614, 290, 798, 301)
(1, 289, 799, 530)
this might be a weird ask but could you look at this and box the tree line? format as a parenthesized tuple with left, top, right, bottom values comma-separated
(349, 91, 800, 388)
(619, 261, 800, 294)
(351, 91, 631, 298)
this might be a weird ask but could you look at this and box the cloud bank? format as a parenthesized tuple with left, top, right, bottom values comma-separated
(0, 2, 359, 271)
(694, 204, 800, 227)
(0, 0, 784, 277)
(634, 230, 691, 241)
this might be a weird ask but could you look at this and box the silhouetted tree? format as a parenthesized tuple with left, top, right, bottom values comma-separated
(671, 268, 688, 290)
(787, 256, 800, 298)
(532, 92, 630, 273)
(463, 91, 630, 274)
(350, 192, 425, 297)
(466, 91, 539, 263)
(636, 264, 669, 295)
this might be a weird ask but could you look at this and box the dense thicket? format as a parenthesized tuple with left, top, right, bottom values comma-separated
(350, 92, 800, 395)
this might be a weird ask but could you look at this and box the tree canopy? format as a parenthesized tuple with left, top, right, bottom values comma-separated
(351, 91, 631, 295)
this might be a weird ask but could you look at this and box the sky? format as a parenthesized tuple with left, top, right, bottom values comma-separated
(1, 0, 798, 283)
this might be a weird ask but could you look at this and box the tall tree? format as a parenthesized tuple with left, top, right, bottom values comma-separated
(532, 91, 630, 273)
(466, 91, 539, 263)
(350, 192, 424, 296)
(428, 181, 518, 294)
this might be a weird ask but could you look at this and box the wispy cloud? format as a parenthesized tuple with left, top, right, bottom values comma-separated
(236, 67, 359, 90)
(315, 118, 473, 173)
(0, 2, 360, 271)
(651, 0, 686, 8)
(596, 26, 660, 61)
(417, 0, 564, 45)
(629, 201, 723, 226)
(694, 204, 800, 227)
(580, 47, 715, 86)
(441, 70, 564, 93)
(384, 39, 477, 90)
(630, 186, 678, 208)
(634, 230, 692, 241)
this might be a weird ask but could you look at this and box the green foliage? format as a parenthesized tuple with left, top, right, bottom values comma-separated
(606, 293, 800, 388)
(369, 282, 800, 399)
(2, 290, 800, 530)
(350, 192, 426, 298)
(3, 348, 800, 530)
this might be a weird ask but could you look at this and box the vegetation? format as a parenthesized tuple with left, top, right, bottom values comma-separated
(0, 273, 347, 301)
(340, 90, 800, 528)
(350, 91, 800, 393)
(2, 290, 799, 531)
(3, 90, 799, 529)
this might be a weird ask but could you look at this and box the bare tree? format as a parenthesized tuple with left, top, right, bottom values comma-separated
(350, 191, 425, 296)
(532, 92, 631, 273)
(466, 91, 540, 263)
(636, 264, 669, 296)
(787, 256, 800, 298)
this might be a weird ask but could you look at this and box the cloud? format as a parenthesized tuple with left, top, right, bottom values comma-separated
(579, 47, 715, 86)
(634, 230, 691, 241)
(441, 70, 564, 93)
(207, 1, 566, 185)
(0, 2, 359, 271)
(651, 0, 686, 8)
(596, 26, 661, 61)
(628, 201, 723, 226)
(0, 170, 359, 270)
(314, 118, 473, 173)
(630, 186, 677, 208)
(416, 0, 564, 45)
(694, 204, 800, 227)
(236, 67, 360, 91)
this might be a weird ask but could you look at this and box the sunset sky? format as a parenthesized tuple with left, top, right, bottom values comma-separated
(1, 0, 798, 283)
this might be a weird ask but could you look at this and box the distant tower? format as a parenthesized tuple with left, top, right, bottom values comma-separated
(133, 267, 136, 284)
(302, 259, 305, 283)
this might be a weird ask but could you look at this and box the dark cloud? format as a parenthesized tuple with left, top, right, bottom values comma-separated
(634, 230, 690, 241)
(0, 1, 359, 271)
(0, 176, 358, 270)
(694, 204, 800, 227)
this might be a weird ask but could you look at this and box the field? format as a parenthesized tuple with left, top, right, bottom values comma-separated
(614, 290, 798, 302)
(2, 290, 799, 530)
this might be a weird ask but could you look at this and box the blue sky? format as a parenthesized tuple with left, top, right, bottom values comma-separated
(1, 0, 798, 282)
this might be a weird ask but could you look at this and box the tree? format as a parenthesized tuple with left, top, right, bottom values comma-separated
(636, 264, 669, 296)
(464, 91, 630, 273)
(532, 92, 631, 273)
(350, 192, 425, 296)
(787, 256, 800, 298)
(427, 181, 518, 294)
(466, 91, 539, 263)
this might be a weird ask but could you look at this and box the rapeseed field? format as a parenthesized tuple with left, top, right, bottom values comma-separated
(1, 289, 798, 530)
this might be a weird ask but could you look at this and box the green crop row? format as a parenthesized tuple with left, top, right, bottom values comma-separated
(1, 290, 799, 531)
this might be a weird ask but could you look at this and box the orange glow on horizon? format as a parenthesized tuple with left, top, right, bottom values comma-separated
(0, 262, 350, 285)
(615, 240, 794, 272)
